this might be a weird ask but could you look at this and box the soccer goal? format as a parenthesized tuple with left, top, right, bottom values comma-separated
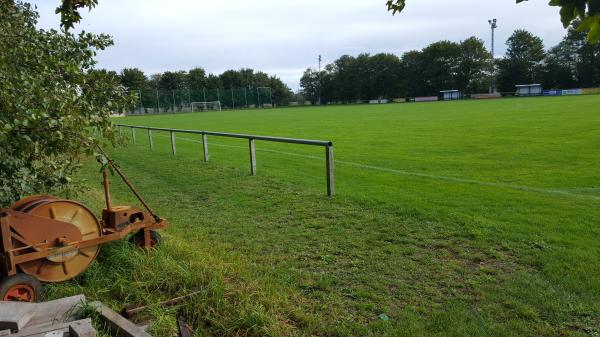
(190, 101, 221, 112)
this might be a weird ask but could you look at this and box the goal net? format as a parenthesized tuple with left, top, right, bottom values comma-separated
(191, 101, 221, 112)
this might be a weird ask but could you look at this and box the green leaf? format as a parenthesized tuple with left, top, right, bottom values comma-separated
(0, 1, 125, 206)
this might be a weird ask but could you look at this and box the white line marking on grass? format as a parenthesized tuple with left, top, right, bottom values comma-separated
(152, 134, 600, 201)
(334, 161, 600, 201)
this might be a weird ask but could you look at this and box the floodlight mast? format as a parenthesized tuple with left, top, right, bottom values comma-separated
(488, 18, 498, 94)
(318, 55, 322, 105)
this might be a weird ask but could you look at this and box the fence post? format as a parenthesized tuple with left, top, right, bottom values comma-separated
(155, 89, 159, 113)
(170, 130, 176, 155)
(172, 90, 176, 113)
(148, 129, 153, 151)
(118, 125, 122, 138)
(202, 133, 209, 162)
(325, 144, 335, 196)
(138, 89, 143, 114)
(249, 138, 256, 176)
(187, 88, 191, 111)
(131, 127, 136, 144)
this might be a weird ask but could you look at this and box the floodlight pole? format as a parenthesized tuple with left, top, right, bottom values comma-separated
(155, 88, 159, 113)
(172, 90, 176, 112)
(138, 89, 143, 114)
(187, 88, 191, 110)
(488, 19, 498, 94)
(318, 54, 322, 105)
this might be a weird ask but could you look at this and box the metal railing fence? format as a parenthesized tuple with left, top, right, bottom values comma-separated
(117, 124, 335, 196)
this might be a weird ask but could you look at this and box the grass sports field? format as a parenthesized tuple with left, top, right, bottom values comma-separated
(50, 96, 599, 336)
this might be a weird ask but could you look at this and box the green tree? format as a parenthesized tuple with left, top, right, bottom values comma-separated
(239, 68, 256, 87)
(268, 76, 293, 106)
(542, 49, 578, 89)
(331, 55, 359, 102)
(419, 40, 461, 94)
(149, 73, 161, 89)
(400, 50, 425, 97)
(253, 71, 271, 88)
(497, 30, 546, 92)
(187, 67, 207, 90)
(386, 0, 600, 43)
(0, 1, 132, 205)
(320, 66, 336, 103)
(299, 68, 321, 103)
(158, 71, 188, 90)
(456, 37, 490, 94)
(220, 70, 244, 88)
(563, 23, 600, 86)
(541, 35, 579, 88)
(119, 68, 148, 90)
(369, 53, 403, 99)
(353, 54, 373, 100)
(205, 74, 222, 89)
(55, 0, 98, 30)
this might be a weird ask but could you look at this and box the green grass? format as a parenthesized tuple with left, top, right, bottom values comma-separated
(50, 96, 599, 336)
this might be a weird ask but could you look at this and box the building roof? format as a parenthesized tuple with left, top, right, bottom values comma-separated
(515, 84, 542, 87)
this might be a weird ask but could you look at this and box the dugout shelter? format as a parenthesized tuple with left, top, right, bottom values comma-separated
(515, 84, 543, 97)
(440, 90, 461, 100)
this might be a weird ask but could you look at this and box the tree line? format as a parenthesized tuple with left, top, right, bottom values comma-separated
(117, 67, 293, 106)
(300, 24, 600, 104)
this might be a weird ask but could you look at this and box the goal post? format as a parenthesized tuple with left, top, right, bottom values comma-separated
(190, 101, 221, 112)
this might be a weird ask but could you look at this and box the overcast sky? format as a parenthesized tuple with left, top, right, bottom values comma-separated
(30, 0, 565, 90)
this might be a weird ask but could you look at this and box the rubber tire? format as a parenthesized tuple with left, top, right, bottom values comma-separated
(0, 274, 43, 302)
(130, 230, 162, 249)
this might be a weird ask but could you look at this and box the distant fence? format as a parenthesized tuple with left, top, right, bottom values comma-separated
(117, 124, 335, 196)
(128, 87, 273, 114)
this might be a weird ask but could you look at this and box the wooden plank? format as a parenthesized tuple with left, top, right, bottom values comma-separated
(69, 318, 96, 337)
(177, 315, 194, 337)
(1, 295, 85, 332)
(13, 318, 94, 337)
(0, 302, 35, 331)
(89, 302, 151, 337)
(26, 295, 84, 327)
(15, 326, 68, 337)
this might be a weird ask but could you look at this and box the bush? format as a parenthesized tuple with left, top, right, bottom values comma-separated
(0, 1, 133, 206)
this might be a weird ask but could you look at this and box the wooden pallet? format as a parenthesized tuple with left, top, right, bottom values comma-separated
(0, 295, 152, 337)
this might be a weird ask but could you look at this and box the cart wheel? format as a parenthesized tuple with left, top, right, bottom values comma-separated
(130, 230, 162, 249)
(0, 274, 43, 302)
